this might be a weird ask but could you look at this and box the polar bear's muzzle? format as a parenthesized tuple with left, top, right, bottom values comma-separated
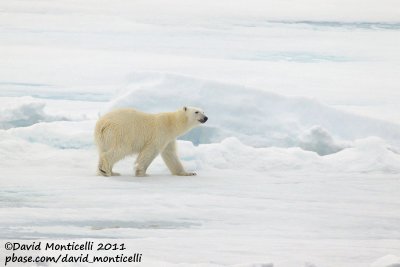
(199, 116, 208, 123)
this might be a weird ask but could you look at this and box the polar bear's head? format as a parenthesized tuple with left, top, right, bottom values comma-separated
(183, 106, 208, 125)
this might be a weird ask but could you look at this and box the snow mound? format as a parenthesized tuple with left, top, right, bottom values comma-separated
(190, 137, 319, 172)
(0, 131, 95, 173)
(323, 137, 400, 173)
(298, 126, 349, 156)
(179, 137, 400, 173)
(108, 72, 400, 154)
(371, 255, 400, 267)
(5, 120, 95, 149)
(0, 97, 66, 129)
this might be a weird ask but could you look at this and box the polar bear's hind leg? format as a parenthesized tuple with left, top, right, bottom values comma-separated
(98, 151, 123, 176)
(98, 153, 111, 176)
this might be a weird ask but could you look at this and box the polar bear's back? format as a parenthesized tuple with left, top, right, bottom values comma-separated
(94, 108, 156, 153)
(101, 108, 153, 124)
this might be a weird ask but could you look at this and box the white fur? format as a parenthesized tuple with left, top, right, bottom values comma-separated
(94, 106, 207, 177)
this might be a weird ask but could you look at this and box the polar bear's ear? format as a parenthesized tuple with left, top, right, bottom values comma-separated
(183, 106, 187, 112)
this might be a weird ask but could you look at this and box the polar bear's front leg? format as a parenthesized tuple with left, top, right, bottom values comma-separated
(135, 146, 159, 177)
(161, 141, 196, 176)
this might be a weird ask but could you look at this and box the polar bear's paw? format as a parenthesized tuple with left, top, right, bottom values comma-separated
(135, 170, 149, 177)
(177, 172, 197, 176)
(98, 168, 111, 177)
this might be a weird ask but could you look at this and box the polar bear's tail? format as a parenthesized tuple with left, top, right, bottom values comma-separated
(94, 119, 113, 149)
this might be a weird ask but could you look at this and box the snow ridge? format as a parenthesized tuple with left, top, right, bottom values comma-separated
(109, 72, 400, 153)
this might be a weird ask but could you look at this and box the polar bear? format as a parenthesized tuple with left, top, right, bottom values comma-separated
(94, 106, 208, 177)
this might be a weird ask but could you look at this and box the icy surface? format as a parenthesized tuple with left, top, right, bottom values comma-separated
(1, 0, 400, 266)
(1, 137, 400, 267)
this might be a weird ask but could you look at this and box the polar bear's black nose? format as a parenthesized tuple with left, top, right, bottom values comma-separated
(203, 116, 208, 122)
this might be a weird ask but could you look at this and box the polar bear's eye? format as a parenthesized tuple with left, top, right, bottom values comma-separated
(195, 111, 199, 114)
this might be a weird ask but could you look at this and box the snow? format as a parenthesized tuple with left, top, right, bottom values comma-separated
(1, 0, 400, 266)
(108, 73, 400, 152)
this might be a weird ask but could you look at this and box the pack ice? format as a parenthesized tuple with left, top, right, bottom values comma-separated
(1, 0, 400, 266)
